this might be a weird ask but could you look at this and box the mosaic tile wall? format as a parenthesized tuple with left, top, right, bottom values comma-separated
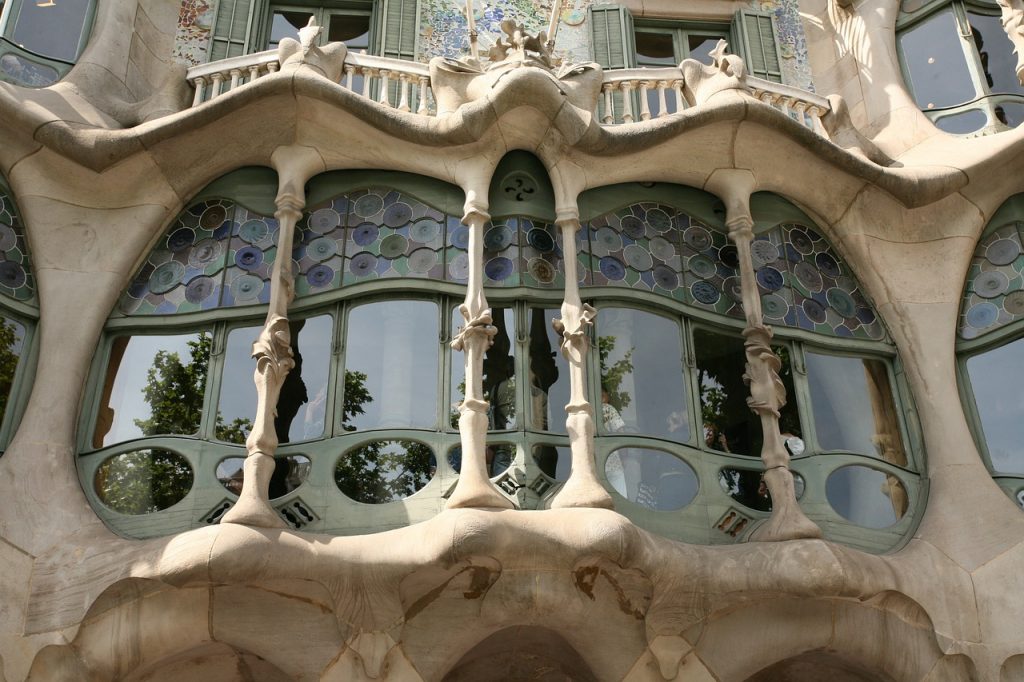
(0, 187, 35, 305)
(172, 0, 214, 66)
(959, 222, 1024, 340)
(750, 0, 814, 92)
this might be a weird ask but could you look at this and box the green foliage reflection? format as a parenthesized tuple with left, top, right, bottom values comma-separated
(0, 317, 23, 425)
(334, 440, 436, 504)
(94, 448, 193, 514)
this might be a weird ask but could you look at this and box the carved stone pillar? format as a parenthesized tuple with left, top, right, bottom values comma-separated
(446, 206, 515, 509)
(220, 196, 302, 528)
(549, 216, 614, 510)
(996, 0, 1024, 84)
(726, 210, 821, 541)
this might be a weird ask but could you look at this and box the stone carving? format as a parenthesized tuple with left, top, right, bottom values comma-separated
(487, 19, 557, 70)
(447, 207, 515, 509)
(997, 0, 1024, 84)
(549, 217, 614, 510)
(680, 40, 752, 107)
(277, 17, 347, 82)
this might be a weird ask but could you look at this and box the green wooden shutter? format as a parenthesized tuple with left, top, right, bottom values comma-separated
(379, 0, 418, 60)
(589, 4, 635, 69)
(733, 9, 783, 83)
(209, 0, 257, 61)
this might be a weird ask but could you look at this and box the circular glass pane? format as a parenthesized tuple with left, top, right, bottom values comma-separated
(216, 455, 311, 500)
(447, 444, 513, 478)
(94, 449, 193, 515)
(605, 448, 698, 511)
(718, 467, 805, 513)
(826, 465, 908, 528)
(335, 440, 436, 504)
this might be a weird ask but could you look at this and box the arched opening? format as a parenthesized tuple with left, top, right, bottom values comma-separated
(745, 650, 894, 682)
(442, 626, 598, 682)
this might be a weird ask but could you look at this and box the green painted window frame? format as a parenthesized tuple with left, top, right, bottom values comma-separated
(0, 0, 97, 87)
(632, 21, 732, 67)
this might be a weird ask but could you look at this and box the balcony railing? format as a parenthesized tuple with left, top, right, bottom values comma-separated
(185, 52, 831, 138)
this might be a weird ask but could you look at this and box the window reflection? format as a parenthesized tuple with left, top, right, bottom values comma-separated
(216, 454, 310, 499)
(718, 467, 805, 512)
(334, 439, 436, 503)
(966, 338, 1024, 473)
(94, 332, 210, 448)
(598, 308, 688, 442)
(0, 315, 25, 428)
(343, 300, 439, 431)
(967, 13, 1024, 97)
(532, 443, 570, 481)
(447, 443, 513, 477)
(605, 448, 698, 511)
(805, 352, 906, 464)
(451, 307, 516, 430)
(528, 307, 568, 434)
(826, 465, 908, 528)
(218, 316, 331, 444)
(8, 0, 92, 62)
(94, 449, 193, 515)
(900, 10, 978, 110)
(694, 328, 800, 456)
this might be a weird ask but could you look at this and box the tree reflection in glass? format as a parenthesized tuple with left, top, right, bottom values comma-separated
(528, 308, 568, 475)
(805, 352, 906, 465)
(342, 300, 439, 431)
(694, 329, 800, 456)
(967, 338, 1024, 473)
(334, 439, 436, 503)
(450, 307, 516, 430)
(0, 316, 24, 430)
(94, 448, 193, 515)
(598, 308, 688, 442)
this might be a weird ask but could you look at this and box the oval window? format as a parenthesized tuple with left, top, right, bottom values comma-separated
(216, 455, 311, 499)
(447, 444, 513, 477)
(826, 465, 908, 528)
(605, 448, 698, 511)
(718, 467, 805, 512)
(94, 449, 193, 515)
(335, 440, 436, 504)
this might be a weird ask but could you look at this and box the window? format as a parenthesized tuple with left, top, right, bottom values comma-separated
(0, 0, 95, 86)
(898, 0, 1024, 134)
(265, 4, 370, 51)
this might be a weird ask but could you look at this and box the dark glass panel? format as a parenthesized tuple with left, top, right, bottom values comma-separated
(327, 13, 370, 48)
(598, 308, 688, 442)
(450, 307, 516, 430)
(605, 448, 698, 510)
(268, 10, 313, 49)
(216, 454, 311, 499)
(694, 329, 800, 456)
(826, 465, 908, 528)
(995, 102, 1024, 129)
(528, 308, 569, 433)
(967, 13, 1024, 96)
(218, 315, 332, 444)
(9, 0, 91, 62)
(532, 443, 570, 481)
(447, 443, 513, 477)
(687, 35, 721, 63)
(934, 108, 988, 134)
(94, 449, 193, 514)
(343, 300, 439, 431)
(0, 316, 24, 428)
(967, 338, 1024, 473)
(94, 333, 209, 448)
(899, 10, 977, 109)
(635, 30, 676, 65)
(805, 352, 906, 463)
(718, 467, 805, 512)
(334, 440, 436, 503)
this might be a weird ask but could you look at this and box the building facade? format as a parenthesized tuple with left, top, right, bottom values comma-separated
(1, 0, 1024, 679)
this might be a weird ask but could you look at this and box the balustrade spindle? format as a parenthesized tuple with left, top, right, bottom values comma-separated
(344, 65, 355, 90)
(362, 68, 372, 98)
(210, 72, 224, 99)
(191, 77, 206, 107)
(379, 70, 392, 107)
(398, 75, 411, 112)
(620, 82, 635, 123)
(656, 80, 669, 118)
(639, 81, 652, 121)
(249, 64, 260, 82)
(417, 77, 430, 115)
(229, 68, 242, 92)
(602, 85, 614, 124)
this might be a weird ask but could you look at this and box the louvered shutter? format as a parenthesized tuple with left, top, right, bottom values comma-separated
(589, 4, 635, 69)
(209, 0, 257, 61)
(379, 0, 418, 61)
(733, 9, 783, 83)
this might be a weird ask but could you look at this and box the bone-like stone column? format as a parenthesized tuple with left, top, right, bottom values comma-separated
(550, 215, 614, 510)
(711, 172, 820, 541)
(446, 205, 515, 509)
(996, 0, 1024, 84)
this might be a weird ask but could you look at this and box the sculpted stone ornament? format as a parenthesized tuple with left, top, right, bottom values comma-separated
(277, 17, 347, 83)
(679, 39, 752, 107)
(997, 0, 1024, 83)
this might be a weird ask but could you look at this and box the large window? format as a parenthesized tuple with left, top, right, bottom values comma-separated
(0, 0, 95, 87)
(898, 0, 1024, 134)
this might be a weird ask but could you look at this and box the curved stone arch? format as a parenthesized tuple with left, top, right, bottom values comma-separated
(441, 626, 599, 682)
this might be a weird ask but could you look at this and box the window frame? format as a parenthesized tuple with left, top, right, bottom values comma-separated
(0, 0, 96, 86)
(262, 1, 374, 51)
(632, 20, 734, 67)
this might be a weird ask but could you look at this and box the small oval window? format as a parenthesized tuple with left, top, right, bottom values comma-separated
(718, 467, 805, 512)
(447, 444, 513, 478)
(94, 449, 193, 515)
(826, 465, 908, 528)
(335, 440, 436, 504)
(605, 448, 698, 511)
(216, 455, 311, 499)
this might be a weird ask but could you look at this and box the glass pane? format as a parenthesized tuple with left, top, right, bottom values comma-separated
(635, 30, 677, 66)
(528, 308, 569, 433)
(899, 10, 978, 109)
(687, 35, 721, 63)
(94, 333, 209, 448)
(718, 467, 805, 512)
(532, 444, 570, 481)
(450, 307, 516, 430)
(218, 315, 332, 444)
(10, 0, 91, 62)
(967, 338, 1024, 473)
(805, 352, 906, 463)
(343, 300, 439, 430)
(268, 10, 313, 49)
(0, 316, 25, 427)
(216, 454, 310, 499)
(94, 449, 193, 515)
(967, 13, 1024, 96)
(605, 448, 698, 510)
(598, 308, 688, 442)
(934, 107, 988, 134)
(826, 465, 908, 528)
(447, 443, 513, 477)
(327, 13, 370, 49)
(334, 440, 436, 503)
(995, 102, 1024, 129)
(694, 329, 800, 456)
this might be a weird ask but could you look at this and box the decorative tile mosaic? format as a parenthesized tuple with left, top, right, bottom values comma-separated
(119, 199, 278, 315)
(959, 222, 1024, 340)
(750, 0, 814, 92)
(0, 187, 35, 304)
(172, 0, 214, 67)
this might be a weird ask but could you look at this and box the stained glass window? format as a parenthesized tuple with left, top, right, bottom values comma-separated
(0, 185, 35, 304)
